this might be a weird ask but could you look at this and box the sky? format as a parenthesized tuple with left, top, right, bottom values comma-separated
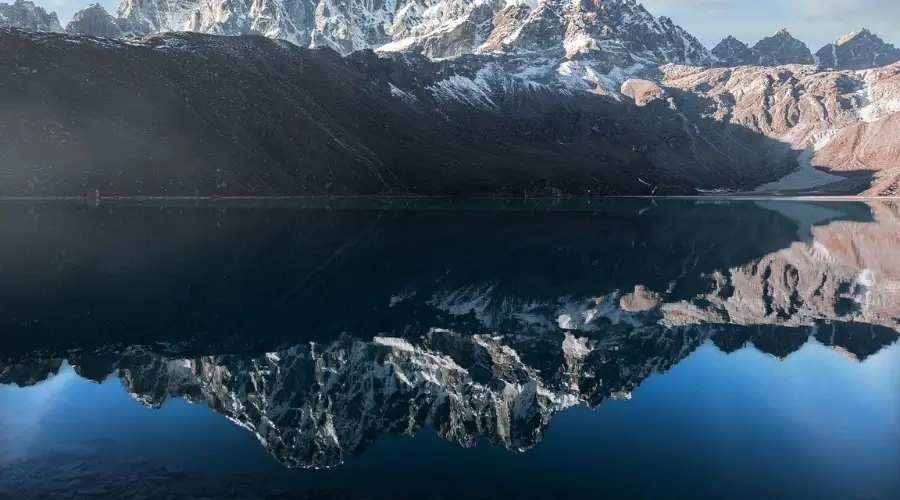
(36, 0, 900, 52)
(643, 0, 900, 49)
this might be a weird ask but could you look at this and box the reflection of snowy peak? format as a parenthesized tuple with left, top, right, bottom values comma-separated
(4, 310, 895, 469)
(109, 327, 707, 468)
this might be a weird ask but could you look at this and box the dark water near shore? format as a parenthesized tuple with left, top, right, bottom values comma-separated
(1, 199, 899, 499)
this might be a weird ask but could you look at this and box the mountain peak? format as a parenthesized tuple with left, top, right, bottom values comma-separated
(712, 35, 753, 66)
(815, 28, 900, 70)
(751, 29, 814, 65)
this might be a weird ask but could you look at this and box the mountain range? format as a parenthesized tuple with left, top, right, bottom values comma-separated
(1, 0, 900, 195)
(4, 0, 899, 70)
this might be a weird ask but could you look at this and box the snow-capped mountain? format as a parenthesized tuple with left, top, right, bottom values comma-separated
(106, 0, 715, 66)
(815, 29, 900, 70)
(91, 0, 720, 90)
(0, 0, 61, 31)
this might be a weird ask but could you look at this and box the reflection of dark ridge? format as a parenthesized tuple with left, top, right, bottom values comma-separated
(0, 200, 873, 358)
(813, 322, 900, 361)
(0, 358, 63, 387)
(2, 322, 896, 469)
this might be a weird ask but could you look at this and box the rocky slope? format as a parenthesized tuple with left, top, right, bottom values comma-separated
(661, 61, 900, 194)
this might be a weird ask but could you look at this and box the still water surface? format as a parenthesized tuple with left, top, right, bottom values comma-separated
(1, 199, 898, 499)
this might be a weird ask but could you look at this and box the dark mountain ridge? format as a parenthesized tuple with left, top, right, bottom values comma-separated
(0, 28, 800, 196)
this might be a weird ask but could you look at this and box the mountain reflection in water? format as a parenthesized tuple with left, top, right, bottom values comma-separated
(1, 199, 898, 499)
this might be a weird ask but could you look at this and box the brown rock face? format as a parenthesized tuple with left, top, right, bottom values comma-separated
(620, 79, 666, 107)
(662, 62, 900, 192)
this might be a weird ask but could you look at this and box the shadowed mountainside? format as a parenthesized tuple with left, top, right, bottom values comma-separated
(0, 28, 805, 196)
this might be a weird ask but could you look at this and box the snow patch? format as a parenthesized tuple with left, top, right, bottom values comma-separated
(376, 37, 416, 52)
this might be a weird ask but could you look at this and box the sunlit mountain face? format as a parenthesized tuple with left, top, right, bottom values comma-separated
(1, 199, 899, 498)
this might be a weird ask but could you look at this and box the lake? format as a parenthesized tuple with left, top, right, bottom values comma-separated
(1, 198, 898, 499)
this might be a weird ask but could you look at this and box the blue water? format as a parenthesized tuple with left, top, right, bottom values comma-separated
(1, 199, 899, 499)
(2, 341, 898, 498)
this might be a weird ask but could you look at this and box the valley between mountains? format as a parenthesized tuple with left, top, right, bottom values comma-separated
(1, 0, 899, 196)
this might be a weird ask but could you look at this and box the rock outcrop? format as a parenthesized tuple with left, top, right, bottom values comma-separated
(620, 78, 666, 106)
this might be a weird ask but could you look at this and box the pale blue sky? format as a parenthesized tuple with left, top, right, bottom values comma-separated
(645, 0, 900, 49)
(37, 0, 900, 51)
